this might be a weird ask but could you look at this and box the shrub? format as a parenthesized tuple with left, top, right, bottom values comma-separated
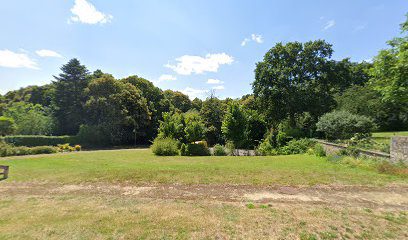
(1, 135, 76, 147)
(225, 141, 236, 156)
(316, 111, 375, 140)
(279, 138, 316, 155)
(313, 144, 326, 157)
(0, 116, 16, 136)
(30, 146, 58, 154)
(151, 138, 179, 156)
(256, 140, 277, 156)
(74, 145, 82, 151)
(213, 144, 227, 156)
(180, 142, 210, 156)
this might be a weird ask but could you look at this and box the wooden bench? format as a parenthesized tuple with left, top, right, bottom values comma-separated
(0, 166, 9, 180)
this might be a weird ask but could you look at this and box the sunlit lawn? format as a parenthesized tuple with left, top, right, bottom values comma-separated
(1, 149, 406, 186)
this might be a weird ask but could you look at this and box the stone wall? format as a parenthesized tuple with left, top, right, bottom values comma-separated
(316, 140, 390, 159)
(390, 136, 408, 164)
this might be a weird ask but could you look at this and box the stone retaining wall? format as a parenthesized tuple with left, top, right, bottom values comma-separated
(315, 140, 390, 159)
(391, 136, 408, 164)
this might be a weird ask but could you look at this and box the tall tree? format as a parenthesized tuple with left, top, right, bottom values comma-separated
(53, 58, 90, 135)
(85, 74, 151, 145)
(163, 90, 192, 112)
(200, 94, 225, 145)
(253, 40, 336, 127)
(222, 102, 247, 148)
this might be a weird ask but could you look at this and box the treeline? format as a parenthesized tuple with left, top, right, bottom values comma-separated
(0, 14, 407, 148)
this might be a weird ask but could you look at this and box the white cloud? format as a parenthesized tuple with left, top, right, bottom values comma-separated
(212, 85, 225, 90)
(241, 34, 263, 46)
(181, 87, 209, 99)
(69, 0, 113, 24)
(323, 20, 335, 31)
(158, 74, 177, 82)
(35, 49, 63, 58)
(0, 49, 38, 69)
(251, 34, 264, 43)
(206, 79, 224, 84)
(165, 53, 234, 75)
(241, 38, 250, 46)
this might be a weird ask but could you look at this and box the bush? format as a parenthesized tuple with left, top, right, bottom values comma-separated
(180, 142, 210, 156)
(316, 111, 375, 140)
(30, 146, 58, 154)
(151, 138, 179, 156)
(74, 145, 82, 151)
(213, 144, 227, 156)
(0, 135, 76, 147)
(0, 141, 58, 157)
(256, 140, 277, 156)
(279, 138, 316, 155)
(0, 116, 16, 136)
(313, 144, 326, 157)
(225, 141, 236, 156)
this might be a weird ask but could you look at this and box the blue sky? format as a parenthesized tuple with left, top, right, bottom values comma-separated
(0, 0, 406, 99)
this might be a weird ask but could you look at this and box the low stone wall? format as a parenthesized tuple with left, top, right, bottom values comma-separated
(391, 136, 408, 164)
(209, 148, 256, 156)
(315, 140, 390, 159)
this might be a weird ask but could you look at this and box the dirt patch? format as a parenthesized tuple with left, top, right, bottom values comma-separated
(1, 182, 407, 210)
(243, 192, 321, 202)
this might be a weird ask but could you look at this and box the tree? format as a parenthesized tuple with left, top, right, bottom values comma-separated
(245, 110, 267, 148)
(84, 74, 151, 145)
(336, 85, 407, 131)
(222, 103, 247, 148)
(163, 90, 192, 112)
(200, 95, 225, 145)
(369, 15, 408, 123)
(191, 97, 203, 111)
(53, 58, 90, 135)
(253, 40, 336, 127)
(122, 76, 170, 141)
(0, 116, 15, 136)
(157, 111, 186, 142)
(3, 102, 54, 135)
(184, 110, 206, 143)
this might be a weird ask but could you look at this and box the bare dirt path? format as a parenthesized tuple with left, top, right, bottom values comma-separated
(1, 182, 407, 210)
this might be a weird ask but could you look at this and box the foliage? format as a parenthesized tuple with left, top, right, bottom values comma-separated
(253, 40, 337, 127)
(212, 144, 227, 156)
(158, 112, 186, 142)
(163, 90, 192, 112)
(84, 74, 151, 145)
(316, 111, 375, 140)
(0, 116, 15, 136)
(0, 141, 57, 157)
(200, 95, 225, 145)
(184, 110, 206, 143)
(313, 144, 326, 157)
(279, 138, 316, 155)
(191, 97, 203, 111)
(122, 76, 170, 141)
(180, 142, 210, 156)
(336, 85, 407, 131)
(53, 58, 90, 135)
(256, 140, 277, 156)
(225, 141, 236, 156)
(3, 102, 54, 135)
(151, 138, 179, 156)
(0, 135, 76, 147)
(222, 103, 247, 148)
(245, 110, 267, 148)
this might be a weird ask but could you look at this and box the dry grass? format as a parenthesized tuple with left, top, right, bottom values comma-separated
(0, 193, 406, 240)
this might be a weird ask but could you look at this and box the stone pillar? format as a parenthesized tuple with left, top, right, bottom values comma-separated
(390, 136, 408, 164)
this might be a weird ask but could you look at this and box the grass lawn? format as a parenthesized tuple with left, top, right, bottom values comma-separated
(0, 149, 406, 186)
(372, 131, 408, 144)
(0, 149, 407, 239)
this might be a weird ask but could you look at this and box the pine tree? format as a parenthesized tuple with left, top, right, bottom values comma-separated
(53, 58, 90, 135)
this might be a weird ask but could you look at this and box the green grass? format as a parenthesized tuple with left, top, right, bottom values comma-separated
(372, 131, 408, 144)
(1, 149, 406, 186)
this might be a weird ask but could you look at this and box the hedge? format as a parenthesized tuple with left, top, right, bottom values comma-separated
(0, 135, 77, 147)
